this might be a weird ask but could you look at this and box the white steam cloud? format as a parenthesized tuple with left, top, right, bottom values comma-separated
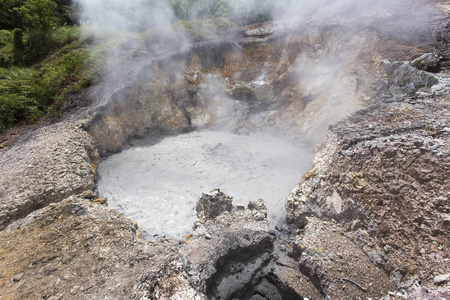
(75, 0, 434, 36)
(77, 0, 437, 137)
(76, 0, 174, 30)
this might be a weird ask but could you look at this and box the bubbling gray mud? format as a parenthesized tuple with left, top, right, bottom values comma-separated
(97, 130, 313, 240)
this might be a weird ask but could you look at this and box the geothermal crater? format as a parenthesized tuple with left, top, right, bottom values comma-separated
(2, 3, 448, 297)
(90, 28, 374, 240)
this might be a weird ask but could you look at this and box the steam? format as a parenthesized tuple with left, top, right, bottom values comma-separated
(75, 0, 434, 38)
(77, 0, 437, 142)
(76, 0, 174, 31)
(84, 0, 439, 237)
(74, 0, 436, 68)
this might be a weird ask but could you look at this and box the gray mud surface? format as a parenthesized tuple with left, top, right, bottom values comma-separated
(97, 129, 313, 239)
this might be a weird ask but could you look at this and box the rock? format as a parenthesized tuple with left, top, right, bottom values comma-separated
(196, 189, 232, 220)
(65, 204, 86, 216)
(0, 120, 98, 230)
(81, 190, 96, 200)
(380, 60, 439, 97)
(293, 217, 396, 299)
(434, 273, 450, 285)
(181, 192, 305, 299)
(248, 199, 268, 221)
(92, 198, 107, 205)
(411, 53, 440, 71)
(248, 199, 266, 211)
(389, 83, 416, 97)
(286, 67, 450, 293)
(12, 273, 24, 282)
(184, 194, 273, 294)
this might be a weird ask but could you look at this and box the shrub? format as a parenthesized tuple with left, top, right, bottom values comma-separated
(16, 0, 58, 31)
(0, 30, 13, 67)
(0, 40, 102, 131)
(0, 67, 46, 130)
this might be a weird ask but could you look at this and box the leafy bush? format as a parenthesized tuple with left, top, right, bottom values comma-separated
(0, 30, 13, 67)
(0, 1, 23, 30)
(1, 0, 74, 31)
(0, 67, 45, 130)
(16, 0, 58, 31)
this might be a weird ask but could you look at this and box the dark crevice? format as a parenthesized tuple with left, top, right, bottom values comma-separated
(205, 237, 304, 300)
(168, 76, 192, 126)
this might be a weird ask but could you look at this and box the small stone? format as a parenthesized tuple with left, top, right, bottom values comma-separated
(70, 286, 80, 294)
(12, 273, 24, 282)
(193, 220, 203, 229)
(93, 198, 108, 205)
(411, 53, 440, 71)
(434, 273, 450, 285)
(81, 190, 96, 199)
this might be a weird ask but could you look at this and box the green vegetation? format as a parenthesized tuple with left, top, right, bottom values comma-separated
(0, 28, 105, 131)
(0, 0, 101, 132)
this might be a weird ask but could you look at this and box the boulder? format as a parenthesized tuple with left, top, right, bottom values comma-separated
(196, 188, 233, 220)
(411, 53, 440, 71)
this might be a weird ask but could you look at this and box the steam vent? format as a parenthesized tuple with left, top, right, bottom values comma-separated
(0, 0, 449, 299)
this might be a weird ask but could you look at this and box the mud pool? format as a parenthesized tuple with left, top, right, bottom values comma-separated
(97, 130, 313, 239)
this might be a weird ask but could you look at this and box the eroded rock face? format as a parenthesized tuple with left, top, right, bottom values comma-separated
(0, 117, 99, 230)
(286, 66, 450, 296)
(291, 217, 396, 299)
(180, 191, 306, 300)
(86, 23, 412, 155)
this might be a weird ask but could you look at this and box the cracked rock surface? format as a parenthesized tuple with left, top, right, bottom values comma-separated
(0, 195, 178, 300)
(291, 217, 396, 299)
(0, 117, 98, 230)
(286, 70, 450, 297)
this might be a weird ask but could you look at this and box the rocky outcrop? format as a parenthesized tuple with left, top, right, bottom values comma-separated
(411, 52, 441, 71)
(182, 193, 275, 298)
(0, 195, 178, 299)
(182, 190, 323, 299)
(0, 117, 98, 230)
(286, 63, 450, 297)
(291, 217, 396, 299)
(196, 189, 233, 220)
(86, 22, 420, 155)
